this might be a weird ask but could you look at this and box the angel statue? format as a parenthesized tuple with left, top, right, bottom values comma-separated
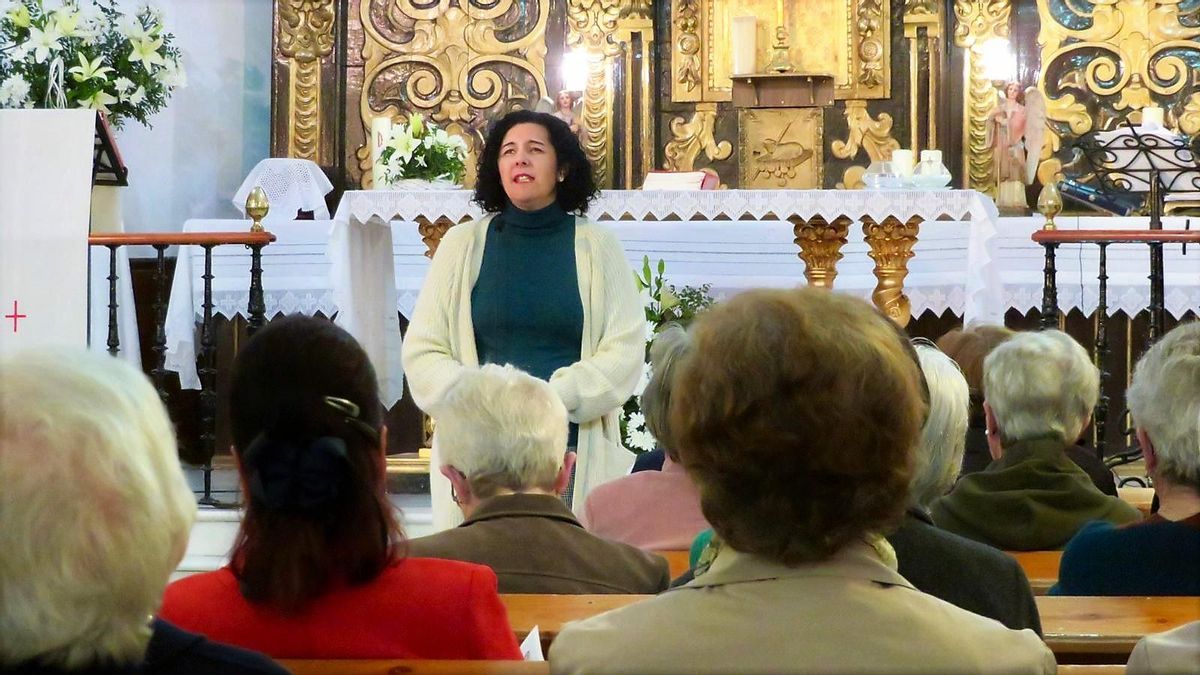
(986, 81, 1046, 211)
(535, 90, 587, 146)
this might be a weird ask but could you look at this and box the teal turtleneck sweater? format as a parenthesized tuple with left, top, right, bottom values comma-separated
(471, 201, 584, 410)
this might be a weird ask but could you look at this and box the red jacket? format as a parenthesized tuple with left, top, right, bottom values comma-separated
(159, 557, 522, 659)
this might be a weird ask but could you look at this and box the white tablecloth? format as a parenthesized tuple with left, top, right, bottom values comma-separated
(331, 189, 1004, 406)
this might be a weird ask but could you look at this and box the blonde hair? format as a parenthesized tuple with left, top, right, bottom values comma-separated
(434, 364, 568, 497)
(0, 349, 195, 667)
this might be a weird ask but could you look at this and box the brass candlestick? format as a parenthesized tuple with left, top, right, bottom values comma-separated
(766, 25, 793, 73)
(245, 187, 269, 233)
(1037, 177, 1063, 230)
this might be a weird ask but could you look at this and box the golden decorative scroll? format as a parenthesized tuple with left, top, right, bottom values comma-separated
(663, 104, 733, 172)
(355, 1, 548, 188)
(790, 215, 852, 288)
(862, 215, 923, 327)
(1181, 93, 1200, 136)
(739, 109, 823, 188)
(672, 0, 890, 103)
(279, 0, 336, 161)
(672, 0, 702, 101)
(568, 0, 624, 187)
(953, 0, 1010, 194)
(832, 101, 899, 189)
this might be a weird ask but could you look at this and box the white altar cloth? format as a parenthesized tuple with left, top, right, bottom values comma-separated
(331, 189, 1003, 406)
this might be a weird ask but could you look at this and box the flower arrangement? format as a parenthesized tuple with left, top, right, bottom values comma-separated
(620, 256, 717, 453)
(378, 113, 469, 187)
(0, 0, 185, 128)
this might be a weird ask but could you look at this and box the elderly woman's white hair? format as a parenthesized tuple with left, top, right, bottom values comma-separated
(434, 363, 568, 496)
(911, 344, 970, 508)
(1127, 322, 1200, 491)
(982, 330, 1099, 446)
(0, 348, 196, 668)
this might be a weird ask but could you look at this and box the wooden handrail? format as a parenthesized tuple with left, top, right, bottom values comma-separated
(1032, 229, 1200, 245)
(87, 231, 276, 247)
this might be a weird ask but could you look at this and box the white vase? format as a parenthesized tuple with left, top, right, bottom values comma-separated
(388, 177, 460, 191)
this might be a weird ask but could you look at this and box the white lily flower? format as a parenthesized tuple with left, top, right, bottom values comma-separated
(78, 88, 117, 112)
(116, 13, 150, 41)
(0, 0, 19, 18)
(126, 85, 145, 105)
(129, 36, 165, 68)
(155, 59, 186, 89)
(68, 53, 113, 82)
(7, 3, 31, 28)
(28, 25, 65, 64)
(112, 76, 134, 94)
(0, 74, 32, 108)
(54, 8, 82, 37)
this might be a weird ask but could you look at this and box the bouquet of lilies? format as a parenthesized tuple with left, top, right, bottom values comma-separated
(378, 113, 469, 186)
(0, 0, 185, 128)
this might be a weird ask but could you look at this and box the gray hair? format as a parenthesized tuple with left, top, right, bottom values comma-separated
(0, 349, 196, 668)
(910, 345, 970, 508)
(983, 330, 1099, 446)
(640, 324, 692, 459)
(434, 364, 568, 497)
(1127, 322, 1200, 491)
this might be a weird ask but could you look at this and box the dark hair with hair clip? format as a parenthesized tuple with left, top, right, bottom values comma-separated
(473, 109, 598, 214)
(228, 315, 402, 613)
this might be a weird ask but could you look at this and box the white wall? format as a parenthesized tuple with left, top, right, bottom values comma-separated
(113, 0, 271, 246)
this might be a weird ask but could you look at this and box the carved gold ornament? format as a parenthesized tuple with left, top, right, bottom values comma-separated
(953, 0, 1011, 194)
(355, 1, 548, 188)
(1181, 93, 1200, 136)
(791, 215, 852, 288)
(279, 0, 336, 161)
(568, 0, 624, 186)
(833, 100, 901, 161)
(663, 104, 734, 172)
(739, 109, 823, 189)
(862, 215, 923, 327)
(671, 0, 890, 103)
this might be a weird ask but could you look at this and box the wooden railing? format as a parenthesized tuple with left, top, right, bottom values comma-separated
(1032, 229, 1200, 460)
(88, 232, 276, 506)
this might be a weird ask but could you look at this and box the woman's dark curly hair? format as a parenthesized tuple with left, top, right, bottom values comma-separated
(473, 109, 598, 214)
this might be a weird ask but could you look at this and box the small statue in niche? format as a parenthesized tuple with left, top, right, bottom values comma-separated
(536, 90, 587, 146)
(986, 81, 1046, 212)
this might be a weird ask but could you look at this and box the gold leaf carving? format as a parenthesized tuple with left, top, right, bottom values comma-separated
(356, 1, 548, 188)
(739, 109, 823, 188)
(832, 100, 900, 161)
(672, 0, 702, 101)
(953, 0, 1010, 194)
(567, 0, 623, 187)
(663, 106, 733, 172)
(280, 0, 336, 161)
(855, 0, 886, 90)
(1181, 93, 1200, 136)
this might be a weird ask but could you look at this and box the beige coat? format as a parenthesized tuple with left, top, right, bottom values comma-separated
(402, 214, 645, 531)
(549, 541, 1056, 674)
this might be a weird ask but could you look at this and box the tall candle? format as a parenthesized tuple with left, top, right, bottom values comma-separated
(891, 149, 915, 177)
(732, 16, 757, 75)
(1141, 106, 1164, 129)
(776, 0, 783, 25)
(370, 115, 393, 189)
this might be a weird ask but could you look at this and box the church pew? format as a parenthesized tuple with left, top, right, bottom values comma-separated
(501, 594, 650, 652)
(656, 550, 690, 579)
(1036, 596, 1200, 664)
(1009, 550, 1062, 595)
(1055, 667, 1125, 674)
(279, 660, 547, 674)
(1117, 487, 1155, 517)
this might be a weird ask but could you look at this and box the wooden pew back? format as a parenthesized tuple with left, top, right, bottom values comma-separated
(1010, 550, 1062, 595)
(1037, 596, 1200, 664)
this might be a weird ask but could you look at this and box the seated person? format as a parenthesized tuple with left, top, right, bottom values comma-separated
(889, 343, 1042, 634)
(939, 325, 1116, 495)
(1127, 621, 1200, 675)
(409, 364, 670, 593)
(160, 316, 521, 659)
(0, 348, 283, 674)
(581, 325, 710, 550)
(1053, 322, 1200, 595)
(932, 330, 1140, 550)
(549, 289, 1054, 674)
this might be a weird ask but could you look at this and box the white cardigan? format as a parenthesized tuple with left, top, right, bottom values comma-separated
(402, 213, 645, 531)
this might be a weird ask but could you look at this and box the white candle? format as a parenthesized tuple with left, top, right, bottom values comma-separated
(370, 115, 393, 189)
(732, 16, 757, 75)
(891, 149, 915, 177)
(1141, 106, 1164, 129)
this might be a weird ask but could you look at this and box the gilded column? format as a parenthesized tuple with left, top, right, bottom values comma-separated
(568, 0, 624, 187)
(862, 215, 923, 327)
(276, 0, 337, 162)
(953, 0, 1010, 194)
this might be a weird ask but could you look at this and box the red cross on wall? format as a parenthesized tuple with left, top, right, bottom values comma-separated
(5, 300, 27, 332)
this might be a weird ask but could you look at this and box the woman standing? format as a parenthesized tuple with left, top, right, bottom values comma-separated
(403, 110, 644, 530)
